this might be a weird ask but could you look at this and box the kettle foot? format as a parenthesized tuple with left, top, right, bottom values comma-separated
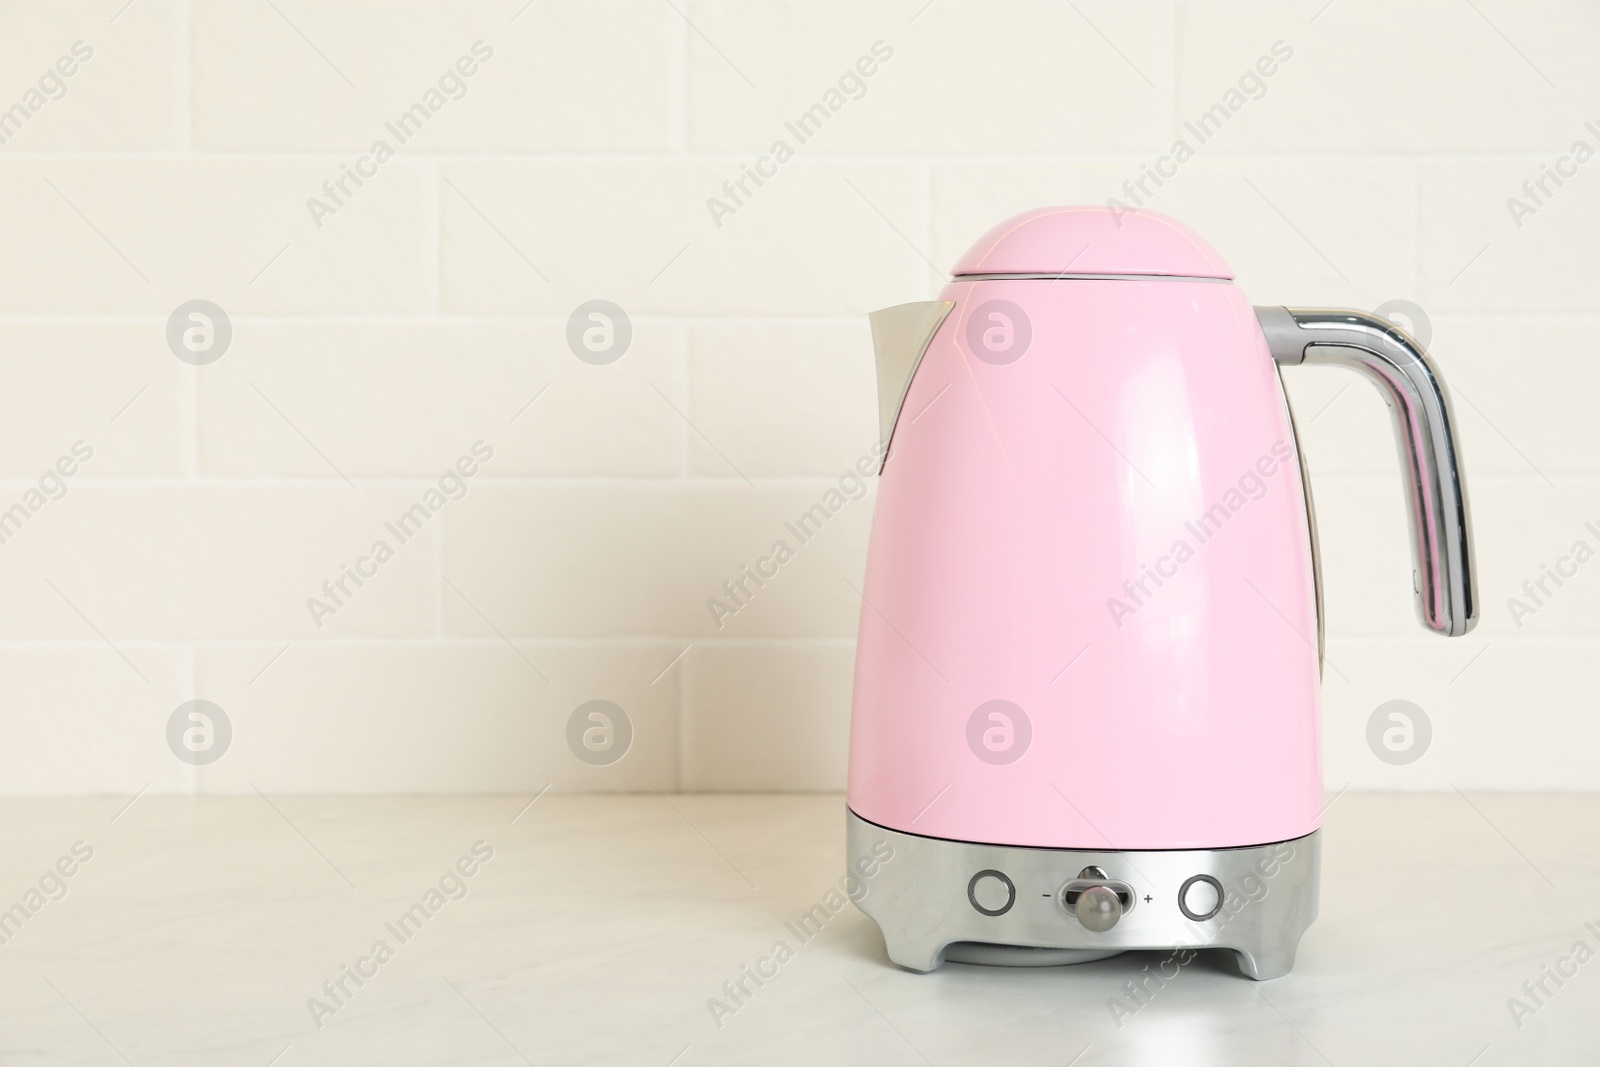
(880, 935, 944, 975)
(1234, 943, 1302, 981)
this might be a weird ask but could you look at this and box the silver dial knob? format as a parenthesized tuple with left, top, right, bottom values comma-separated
(1075, 884, 1122, 932)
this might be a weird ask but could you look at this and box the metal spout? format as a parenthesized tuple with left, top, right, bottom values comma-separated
(868, 300, 955, 467)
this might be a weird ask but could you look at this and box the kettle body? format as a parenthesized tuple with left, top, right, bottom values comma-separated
(846, 208, 1476, 979)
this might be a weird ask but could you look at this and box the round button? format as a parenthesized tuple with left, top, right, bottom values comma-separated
(1075, 885, 1122, 931)
(967, 870, 1015, 916)
(1178, 875, 1224, 921)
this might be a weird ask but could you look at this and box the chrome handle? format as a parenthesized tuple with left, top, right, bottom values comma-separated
(1255, 307, 1478, 637)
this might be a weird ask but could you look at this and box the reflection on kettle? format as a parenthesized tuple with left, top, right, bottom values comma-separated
(846, 207, 1477, 979)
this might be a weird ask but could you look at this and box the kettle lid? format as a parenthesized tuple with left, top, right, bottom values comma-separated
(951, 206, 1233, 279)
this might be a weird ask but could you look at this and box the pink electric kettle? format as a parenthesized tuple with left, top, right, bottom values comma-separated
(846, 207, 1476, 979)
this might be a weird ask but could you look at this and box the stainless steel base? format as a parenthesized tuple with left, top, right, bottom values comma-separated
(847, 809, 1319, 980)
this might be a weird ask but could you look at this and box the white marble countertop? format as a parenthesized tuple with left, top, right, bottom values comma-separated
(1, 792, 1596, 1066)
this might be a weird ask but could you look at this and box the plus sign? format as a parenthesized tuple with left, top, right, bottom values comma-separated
(1144, 895, 1152, 903)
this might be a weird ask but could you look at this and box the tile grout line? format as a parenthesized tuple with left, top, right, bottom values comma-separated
(428, 159, 443, 316)
(1168, 0, 1179, 147)
(1407, 160, 1419, 298)
(183, 640, 199, 798)
(3, 313, 1599, 324)
(432, 519, 444, 639)
(11, 634, 1600, 649)
(182, 349, 199, 480)
(678, 321, 693, 478)
(0, 473, 1583, 488)
(677, 638, 690, 792)
(0, 637, 871, 649)
(674, 0, 690, 157)
(178, 0, 194, 153)
(921, 157, 935, 291)
(5, 151, 1594, 163)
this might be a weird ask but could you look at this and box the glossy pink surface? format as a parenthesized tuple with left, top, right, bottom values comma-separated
(951, 206, 1234, 279)
(849, 218, 1321, 850)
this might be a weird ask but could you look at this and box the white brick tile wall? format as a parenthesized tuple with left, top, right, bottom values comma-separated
(1420, 160, 1600, 313)
(0, 160, 433, 314)
(1304, 477, 1419, 640)
(0, 322, 185, 475)
(438, 159, 927, 316)
(2, 0, 1594, 793)
(1322, 637, 1600, 790)
(0, 1, 183, 151)
(0, 486, 437, 640)
(0, 647, 189, 794)
(191, 0, 679, 153)
(194, 642, 682, 792)
(1176, 1, 1599, 154)
(1471, 480, 1600, 638)
(1436, 318, 1600, 478)
(196, 319, 688, 477)
(685, 0, 1172, 156)
(681, 642, 854, 791)
(688, 319, 876, 476)
(441, 484, 872, 639)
